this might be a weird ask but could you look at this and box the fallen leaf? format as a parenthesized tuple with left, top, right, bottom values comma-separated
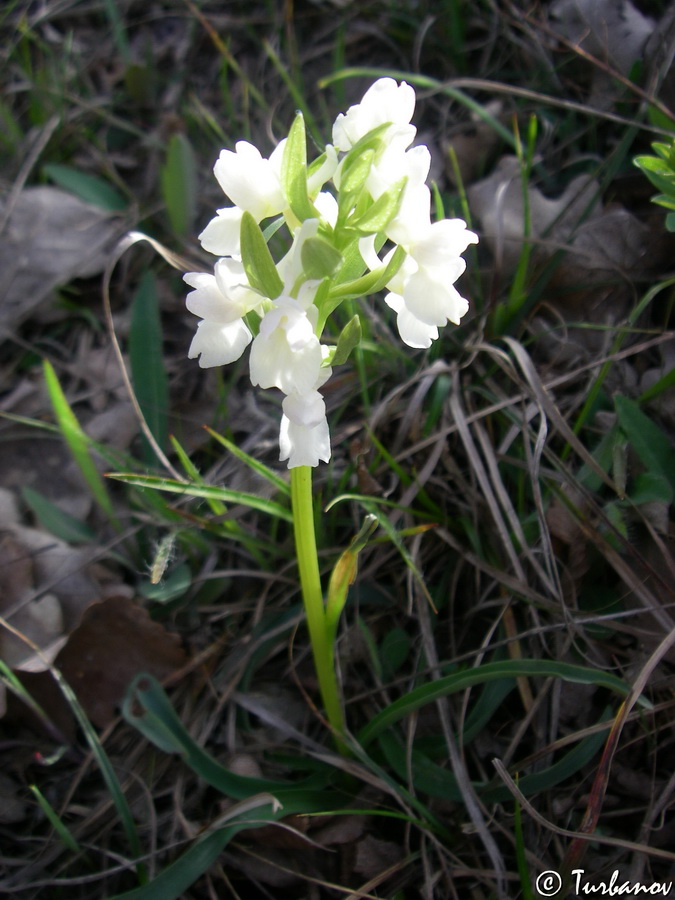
(0, 186, 125, 336)
(549, 0, 654, 75)
(55, 596, 186, 727)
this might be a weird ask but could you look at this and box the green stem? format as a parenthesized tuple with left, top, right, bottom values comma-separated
(290, 465, 347, 752)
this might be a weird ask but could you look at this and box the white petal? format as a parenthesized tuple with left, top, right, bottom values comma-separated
(307, 145, 338, 194)
(188, 319, 252, 368)
(277, 219, 320, 293)
(213, 258, 261, 313)
(385, 292, 438, 349)
(198, 207, 243, 257)
(367, 141, 429, 201)
(282, 389, 326, 426)
(358, 234, 382, 272)
(185, 273, 240, 324)
(279, 391, 331, 468)
(313, 190, 338, 228)
(385, 184, 431, 248)
(213, 140, 286, 220)
(332, 78, 416, 151)
(249, 300, 322, 395)
(410, 218, 479, 267)
(404, 268, 469, 326)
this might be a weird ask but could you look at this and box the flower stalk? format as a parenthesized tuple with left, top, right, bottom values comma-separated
(290, 465, 347, 753)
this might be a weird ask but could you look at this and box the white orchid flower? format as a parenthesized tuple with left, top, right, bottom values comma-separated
(249, 297, 323, 396)
(214, 139, 287, 221)
(184, 259, 264, 367)
(332, 78, 416, 151)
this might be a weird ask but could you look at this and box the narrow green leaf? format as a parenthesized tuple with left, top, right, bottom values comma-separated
(169, 435, 228, 516)
(329, 244, 405, 302)
(129, 271, 169, 461)
(106, 472, 293, 522)
(108, 792, 317, 900)
(140, 563, 191, 603)
(43, 163, 128, 211)
(48, 663, 146, 881)
(203, 427, 290, 495)
(240, 211, 283, 299)
(614, 393, 675, 493)
(161, 133, 198, 236)
(29, 785, 81, 852)
(42, 360, 117, 522)
(379, 627, 411, 678)
(628, 471, 673, 506)
(21, 486, 95, 543)
(122, 675, 337, 810)
(108, 828, 235, 900)
(378, 714, 609, 803)
(0, 660, 55, 736)
(359, 659, 646, 746)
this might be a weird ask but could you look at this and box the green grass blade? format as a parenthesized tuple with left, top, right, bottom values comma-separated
(0, 660, 59, 739)
(101, 0, 131, 62)
(263, 39, 321, 145)
(42, 360, 118, 525)
(29, 784, 81, 853)
(160, 133, 197, 236)
(43, 162, 128, 211)
(129, 271, 169, 463)
(42, 662, 146, 882)
(359, 659, 645, 746)
(320, 67, 516, 149)
(21, 486, 96, 543)
(204, 426, 290, 496)
(109, 828, 233, 900)
(169, 434, 228, 516)
(106, 473, 293, 522)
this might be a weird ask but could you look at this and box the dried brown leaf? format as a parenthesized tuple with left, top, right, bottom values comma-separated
(0, 187, 124, 335)
(56, 596, 186, 727)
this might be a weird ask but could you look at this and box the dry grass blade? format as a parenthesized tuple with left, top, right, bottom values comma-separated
(449, 375, 526, 581)
(562, 623, 675, 875)
(503, 337, 620, 493)
(413, 578, 508, 899)
(101, 231, 198, 483)
(492, 759, 675, 865)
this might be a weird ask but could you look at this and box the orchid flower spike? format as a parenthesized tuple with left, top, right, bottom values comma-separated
(185, 77, 478, 467)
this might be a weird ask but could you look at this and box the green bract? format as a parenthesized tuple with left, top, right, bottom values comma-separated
(239, 211, 284, 299)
